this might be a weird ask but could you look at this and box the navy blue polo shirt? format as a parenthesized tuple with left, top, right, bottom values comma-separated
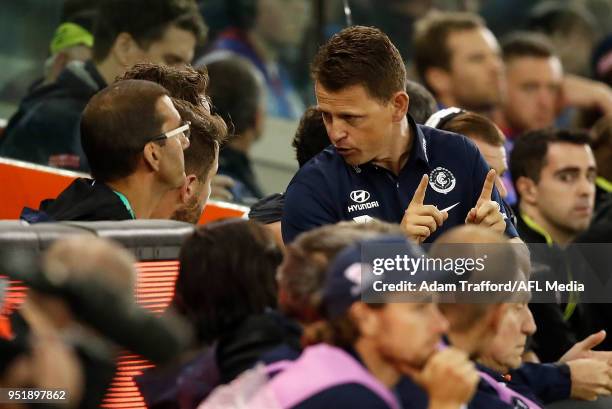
(282, 117, 518, 243)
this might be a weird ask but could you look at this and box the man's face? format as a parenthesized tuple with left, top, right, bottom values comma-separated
(473, 139, 508, 198)
(446, 28, 504, 110)
(373, 302, 449, 370)
(316, 83, 398, 167)
(503, 56, 563, 132)
(484, 303, 536, 371)
(135, 25, 196, 67)
(155, 96, 188, 189)
(533, 143, 596, 235)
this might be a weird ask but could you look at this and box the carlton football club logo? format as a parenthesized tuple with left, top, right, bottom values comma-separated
(350, 190, 371, 203)
(429, 167, 456, 194)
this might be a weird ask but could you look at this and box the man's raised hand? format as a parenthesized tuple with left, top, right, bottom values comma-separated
(401, 174, 448, 243)
(465, 169, 505, 233)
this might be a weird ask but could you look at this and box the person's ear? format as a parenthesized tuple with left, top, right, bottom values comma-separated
(350, 302, 380, 337)
(515, 176, 538, 206)
(143, 142, 162, 172)
(487, 304, 509, 335)
(425, 67, 451, 98)
(111, 32, 141, 67)
(391, 91, 409, 122)
(180, 174, 199, 204)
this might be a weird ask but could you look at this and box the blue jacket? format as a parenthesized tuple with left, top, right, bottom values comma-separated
(282, 117, 518, 243)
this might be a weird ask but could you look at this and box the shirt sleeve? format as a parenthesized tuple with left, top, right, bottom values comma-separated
(281, 179, 339, 244)
(469, 142, 519, 238)
(510, 362, 571, 404)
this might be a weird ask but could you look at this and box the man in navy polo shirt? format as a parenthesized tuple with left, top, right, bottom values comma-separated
(282, 26, 518, 244)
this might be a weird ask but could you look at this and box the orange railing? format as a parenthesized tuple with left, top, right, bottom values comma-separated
(0, 157, 249, 222)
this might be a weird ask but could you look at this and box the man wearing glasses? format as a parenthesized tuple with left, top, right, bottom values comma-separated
(22, 79, 191, 221)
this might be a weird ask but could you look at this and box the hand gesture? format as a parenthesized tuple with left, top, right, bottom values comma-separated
(401, 174, 448, 243)
(406, 348, 479, 408)
(465, 169, 505, 233)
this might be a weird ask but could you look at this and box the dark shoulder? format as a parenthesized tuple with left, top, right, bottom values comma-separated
(293, 383, 392, 409)
(288, 146, 346, 187)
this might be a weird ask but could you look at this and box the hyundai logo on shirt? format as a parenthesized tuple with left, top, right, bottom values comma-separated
(350, 190, 370, 203)
(348, 190, 379, 213)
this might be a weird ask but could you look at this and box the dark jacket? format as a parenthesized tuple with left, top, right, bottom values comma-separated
(516, 214, 594, 362)
(218, 146, 263, 203)
(23, 178, 132, 222)
(0, 61, 106, 171)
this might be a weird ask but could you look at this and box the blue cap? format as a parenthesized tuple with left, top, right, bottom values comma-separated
(322, 235, 438, 319)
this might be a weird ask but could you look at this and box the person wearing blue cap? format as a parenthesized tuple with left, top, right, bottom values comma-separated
(246, 234, 479, 409)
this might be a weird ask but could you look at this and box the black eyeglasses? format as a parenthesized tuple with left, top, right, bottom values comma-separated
(149, 121, 191, 145)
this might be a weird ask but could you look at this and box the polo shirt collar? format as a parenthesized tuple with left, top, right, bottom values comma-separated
(407, 114, 430, 167)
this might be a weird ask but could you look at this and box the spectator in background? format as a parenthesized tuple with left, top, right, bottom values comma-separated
(173, 220, 285, 384)
(204, 55, 266, 203)
(498, 32, 563, 138)
(119, 63, 228, 223)
(413, 11, 504, 116)
(0, 0, 205, 171)
(511, 129, 596, 246)
(243, 235, 478, 409)
(28, 80, 189, 221)
(510, 128, 597, 361)
(405, 79, 437, 124)
(526, 1, 599, 77)
(41, 6, 96, 87)
(197, 0, 310, 119)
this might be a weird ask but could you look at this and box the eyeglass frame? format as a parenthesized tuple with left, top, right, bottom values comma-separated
(148, 121, 191, 144)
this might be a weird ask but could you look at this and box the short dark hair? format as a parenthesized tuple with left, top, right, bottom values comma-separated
(292, 106, 330, 167)
(311, 26, 406, 102)
(92, 0, 206, 62)
(414, 11, 484, 91)
(81, 79, 170, 182)
(439, 111, 505, 146)
(502, 31, 555, 62)
(119, 63, 227, 179)
(120, 63, 210, 107)
(172, 99, 227, 180)
(405, 80, 438, 124)
(204, 55, 263, 138)
(510, 128, 591, 185)
(173, 219, 281, 344)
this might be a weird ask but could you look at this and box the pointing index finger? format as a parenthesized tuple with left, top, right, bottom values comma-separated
(479, 169, 496, 203)
(411, 174, 429, 206)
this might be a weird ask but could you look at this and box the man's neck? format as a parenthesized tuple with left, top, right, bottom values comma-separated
(106, 174, 169, 219)
(354, 339, 401, 388)
(520, 205, 575, 246)
(372, 117, 412, 176)
(95, 58, 125, 86)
